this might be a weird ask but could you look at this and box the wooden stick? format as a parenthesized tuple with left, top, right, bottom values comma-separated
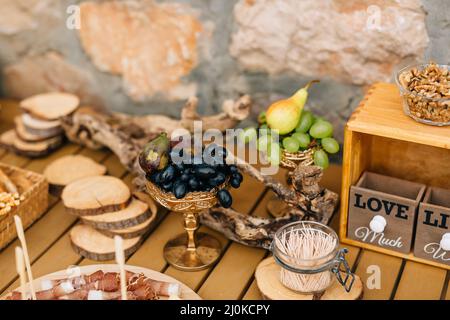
(114, 235, 127, 300)
(0, 168, 18, 194)
(15, 247, 27, 300)
(13, 215, 36, 300)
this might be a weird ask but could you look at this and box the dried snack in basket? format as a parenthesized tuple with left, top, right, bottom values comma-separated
(0, 192, 24, 216)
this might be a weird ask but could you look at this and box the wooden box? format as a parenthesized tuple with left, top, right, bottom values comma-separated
(0, 163, 48, 250)
(348, 172, 425, 253)
(414, 187, 450, 266)
(340, 83, 450, 270)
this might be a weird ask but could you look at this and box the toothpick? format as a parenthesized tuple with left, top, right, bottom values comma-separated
(15, 247, 27, 300)
(114, 235, 127, 300)
(13, 215, 36, 300)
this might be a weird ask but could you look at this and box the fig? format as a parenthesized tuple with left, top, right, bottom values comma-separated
(139, 133, 170, 174)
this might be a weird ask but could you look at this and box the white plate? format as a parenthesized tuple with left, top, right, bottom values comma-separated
(3, 264, 201, 300)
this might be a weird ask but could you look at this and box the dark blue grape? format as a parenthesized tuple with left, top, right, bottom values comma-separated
(188, 178, 199, 191)
(229, 165, 238, 173)
(162, 181, 173, 192)
(180, 173, 190, 182)
(232, 172, 243, 183)
(173, 181, 187, 199)
(174, 162, 184, 171)
(217, 189, 232, 208)
(194, 165, 217, 179)
(208, 172, 226, 187)
(149, 171, 162, 185)
(160, 165, 176, 182)
(230, 178, 240, 189)
(198, 181, 206, 191)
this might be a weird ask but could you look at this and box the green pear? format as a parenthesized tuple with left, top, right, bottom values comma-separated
(266, 80, 319, 135)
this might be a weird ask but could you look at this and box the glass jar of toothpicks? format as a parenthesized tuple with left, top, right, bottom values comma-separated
(272, 221, 355, 294)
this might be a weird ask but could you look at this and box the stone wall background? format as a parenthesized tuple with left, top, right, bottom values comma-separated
(0, 0, 449, 141)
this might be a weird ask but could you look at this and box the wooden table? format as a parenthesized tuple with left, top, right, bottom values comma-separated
(0, 100, 448, 300)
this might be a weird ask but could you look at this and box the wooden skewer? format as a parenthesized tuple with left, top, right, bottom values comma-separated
(15, 247, 27, 300)
(0, 168, 18, 194)
(114, 235, 127, 300)
(13, 215, 36, 300)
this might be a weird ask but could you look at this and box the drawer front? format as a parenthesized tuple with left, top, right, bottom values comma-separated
(414, 204, 450, 266)
(347, 186, 417, 253)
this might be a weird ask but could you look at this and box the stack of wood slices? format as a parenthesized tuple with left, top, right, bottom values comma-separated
(0, 93, 79, 157)
(61, 175, 157, 261)
(44, 155, 107, 196)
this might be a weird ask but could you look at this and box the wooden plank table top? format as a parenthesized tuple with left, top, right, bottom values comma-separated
(0, 99, 448, 300)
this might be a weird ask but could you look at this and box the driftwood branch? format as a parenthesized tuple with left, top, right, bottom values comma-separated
(60, 95, 339, 249)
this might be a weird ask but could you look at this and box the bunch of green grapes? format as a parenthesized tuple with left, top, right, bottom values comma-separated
(240, 110, 340, 169)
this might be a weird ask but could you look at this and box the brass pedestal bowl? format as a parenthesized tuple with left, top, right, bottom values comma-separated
(267, 148, 315, 218)
(146, 180, 226, 271)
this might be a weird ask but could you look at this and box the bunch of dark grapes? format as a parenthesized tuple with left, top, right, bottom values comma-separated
(145, 144, 242, 208)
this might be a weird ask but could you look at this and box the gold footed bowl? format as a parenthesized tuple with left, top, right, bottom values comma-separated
(267, 148, 315, 218)
(146, 180, 226, 271)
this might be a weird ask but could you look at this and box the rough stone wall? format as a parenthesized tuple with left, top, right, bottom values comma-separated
(0, 0, 448, 142)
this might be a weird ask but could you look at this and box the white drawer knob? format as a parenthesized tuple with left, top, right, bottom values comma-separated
(440, 233, 450, 251)
(369, 215, 387, 233)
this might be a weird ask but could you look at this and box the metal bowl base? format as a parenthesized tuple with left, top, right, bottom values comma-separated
(163, 232, 222, 271)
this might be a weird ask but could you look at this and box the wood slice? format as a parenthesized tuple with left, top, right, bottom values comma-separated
(98, 213, 155, 239)
(44, 155, 107, 196)
(20, 92, 80, 120)
(255, 257, 363, 300)
(0, 129, 63, 157)
(81, 197, 154, 230)
(70, 224, 142, 261)
(15, 116, 60, 142)
(21, 113, 62, 133)
(62, 176, 131, 216)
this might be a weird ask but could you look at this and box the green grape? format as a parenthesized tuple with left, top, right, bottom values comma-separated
(282, 137, 300, 153)
(267, 143, 281, 166)
(291, 132, 311, 149)
(259, 124, 268, 130)
(295, 111, 314, 133)
(309, 121, 333, 139)
(321, 137, 340, 154)
(258, 111, 267, 124)
(314, 149, 329, 169)
(238, 127, 257, 144)
(257, 134, 272, 152)
(313, 116, 326, 123)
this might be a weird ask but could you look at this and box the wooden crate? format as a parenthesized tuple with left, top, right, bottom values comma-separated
(340, 82, 450, 270)
(0, 163, 48, 250)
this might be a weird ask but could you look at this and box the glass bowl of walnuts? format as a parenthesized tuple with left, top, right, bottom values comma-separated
(395, 62, 450, 126)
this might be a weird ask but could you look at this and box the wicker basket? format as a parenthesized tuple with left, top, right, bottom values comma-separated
(0, 163, 48, 250)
